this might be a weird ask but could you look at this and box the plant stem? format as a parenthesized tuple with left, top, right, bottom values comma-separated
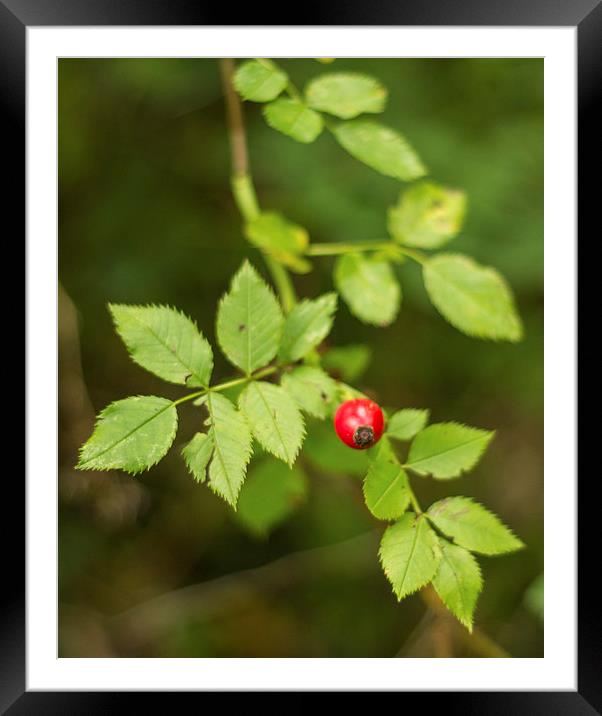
(407, 481, 422, 515)
(306, 241, 427, 265)
(306, 241, 393, 256)
(173, 366, 278, 408)
(219, 58, 297, 313)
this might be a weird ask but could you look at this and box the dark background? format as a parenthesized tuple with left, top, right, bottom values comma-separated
(58, 57, 543, 658)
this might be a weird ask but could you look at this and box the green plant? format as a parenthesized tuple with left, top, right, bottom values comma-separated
(76, 58, 525, 635)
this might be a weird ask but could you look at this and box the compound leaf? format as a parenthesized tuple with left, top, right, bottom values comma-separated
(77, 396, 177, 475)
(205, 392, 253, 508)
(387, 409, 430, 441)
(216, 261, 284, 374)
(239, 381, 305, 466)
(423, 253, 523, 342)
(278, 293, 337, 362)
(333, 120, 426, 181)
(432, 539, 483, 631)
(406, 422, 494, 479)
(245, 212, 311, 274)
(334, 254, 400, 326)
(236, 458, 307, 537)
(109, 304, 213, 387)
(181, 432, 214, 483)
(379, 513, 441, 600)
(281, 366, 337, 419)
(305, 72, 387, 119)
(363, 459, 411, 521)
(388, 181, 467, 249)
(427, 497, 524, 555)
(233, 59, 288, 102)
(263, 98, 323, 143)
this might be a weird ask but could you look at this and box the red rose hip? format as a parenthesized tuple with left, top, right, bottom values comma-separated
(334, 398, 385, 449)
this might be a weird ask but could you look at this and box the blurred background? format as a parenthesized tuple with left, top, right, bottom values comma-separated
(58, 58, 543, 658)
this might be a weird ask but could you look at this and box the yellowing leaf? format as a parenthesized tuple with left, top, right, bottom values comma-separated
(233, 59, 288, 102)
(263, 98, 323, 143)
(333, 120, 426, 181)
(306, 72, 387, 119)
(388, 182, 467, 249)
(423, 253, 523, 342)
(245, 212, 311, 274)
(334, 254, 400, 326)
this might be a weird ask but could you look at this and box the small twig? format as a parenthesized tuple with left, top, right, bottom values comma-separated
(219, 58, 297, 313)
(219, 58, 249, 177)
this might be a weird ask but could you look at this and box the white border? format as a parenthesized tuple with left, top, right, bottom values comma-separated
(27, 27, 576, 691)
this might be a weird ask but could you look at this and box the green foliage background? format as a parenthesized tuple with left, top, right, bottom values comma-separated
(58, 58, 543, 658)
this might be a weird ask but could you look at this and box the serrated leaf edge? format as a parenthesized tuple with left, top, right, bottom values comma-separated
(109, 303, 213, 387)
(76, 395, 178, 475)
(406, 421, 495, 478)
(426, 496, 525, 555)
(378, 514, 441, 601)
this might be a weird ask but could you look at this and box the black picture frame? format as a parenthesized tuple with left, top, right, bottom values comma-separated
(7, 0, 596, 710)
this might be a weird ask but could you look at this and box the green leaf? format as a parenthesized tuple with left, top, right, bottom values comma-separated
(233, 59, 288, 102)
(406, 422, 494, 479)
(524, 573, 544, 622)
(387, 409, 430, 441)
(363, 459, 411, 521)
(263, 98, 323, 143)
(181, 432, 214, 483)
(205, 392, 253, 508)
(239, 381, 305, 466)
(245, 212, 311, 274)
(77, 396, 177, 474)
(303, 419, 370, 476)
(281, 366, 337, 419)
(379, 513, 441, 600)
(432, 539, 483, 631)
(278, 293, 337, 362)
(109, 304, 213, 387)
(305, 72, 387, 119)
(334, 254, 400, 326)
(216, 261, 284, 374)
(322, 344, 372, 382)
(236, 458, 307, 537)
(332, 120, 426, 181)
(427, 497, 524, 555)
(388, 181, 467, 249)
(367, 435, 398, 463)
(423, 253, 523, 342)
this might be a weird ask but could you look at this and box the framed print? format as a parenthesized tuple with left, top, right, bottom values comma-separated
(8, 0, 597, 709)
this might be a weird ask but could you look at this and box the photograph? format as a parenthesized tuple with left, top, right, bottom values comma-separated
(58, 56, 544, 660)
